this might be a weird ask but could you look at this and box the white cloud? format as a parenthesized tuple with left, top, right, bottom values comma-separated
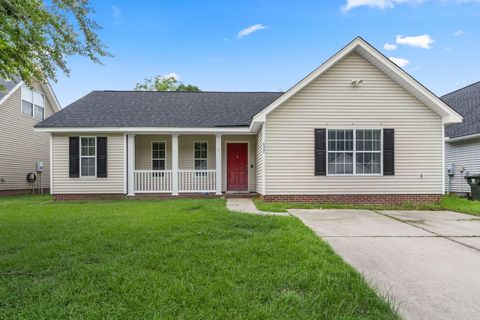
(237, 24, 268, 39)
(384, 43, 398, 50)
(342, 0, 424, 11)
(395, 34, 434, 49)
(454, 30, 465, 36)
(389, 57, 410, 67)
(163, 73, 179, 80)
(111, 5, 122, 18)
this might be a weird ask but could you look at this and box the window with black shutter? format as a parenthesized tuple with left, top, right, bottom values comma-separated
(314, 129, 326, 175)
(97, 137, 107, 177)
(315, 128, 395, 176)
(69, 137, 80, 178)
(383, 129, 395, 175)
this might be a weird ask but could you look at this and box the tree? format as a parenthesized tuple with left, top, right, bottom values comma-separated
(134, 75, 201, 92)
(0, 0, 110, 89)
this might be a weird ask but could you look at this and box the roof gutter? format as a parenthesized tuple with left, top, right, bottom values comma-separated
(445, 132, 480, 143)
(34, 126, 254, 134)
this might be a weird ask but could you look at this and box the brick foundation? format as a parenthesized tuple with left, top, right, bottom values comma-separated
(262, 194, 442, 205)
(0, 188, 50, 197)
(53, 193, 223, 201)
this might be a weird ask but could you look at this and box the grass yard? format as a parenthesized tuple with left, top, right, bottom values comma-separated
(0, 195, 398, 319)
(254, 195, 480, 216)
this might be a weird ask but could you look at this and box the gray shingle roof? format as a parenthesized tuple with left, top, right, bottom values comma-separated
(442, 81, 480, 139)
(0, 78, 20, 101)
(35, 91, 284, 128)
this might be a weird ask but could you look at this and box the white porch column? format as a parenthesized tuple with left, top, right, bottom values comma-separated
(127, 134, 136, 196)
(172, 134, 179, 195)
(215, 133, 222, 195)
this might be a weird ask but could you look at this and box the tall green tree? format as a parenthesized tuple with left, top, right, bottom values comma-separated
(134, 75, 201, 92)
(0, 0, 110, 89)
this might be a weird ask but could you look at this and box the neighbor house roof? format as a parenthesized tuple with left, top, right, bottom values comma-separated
(0, 78, 21, 102)
(0, 78, 62, 112)
(442, 81, 480, 140)
(35, 91, 283, 128)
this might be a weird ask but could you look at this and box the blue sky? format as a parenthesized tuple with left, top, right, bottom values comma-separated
(53, 0, 480, 106)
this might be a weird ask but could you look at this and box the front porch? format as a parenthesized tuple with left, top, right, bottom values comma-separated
(126, 134, 256, 195)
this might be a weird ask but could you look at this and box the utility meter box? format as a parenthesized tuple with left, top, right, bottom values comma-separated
(447, 163, 455, 177)
(36, 161, 44, 172)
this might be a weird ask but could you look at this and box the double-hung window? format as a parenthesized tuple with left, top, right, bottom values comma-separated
(327, 129, 382, 175)
(152, 142, 166, 170)
(328, 129, 354, 175)
(194, 142, 208, 170)
(356, 129, 382, 174)
(21, 85, 45, 120)
(80, 137, 96, 177)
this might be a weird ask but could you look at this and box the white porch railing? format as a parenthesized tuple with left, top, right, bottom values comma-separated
(179, 170, 216, 193)
(134, 170, 217, 193)
(134, 170, 173, 193)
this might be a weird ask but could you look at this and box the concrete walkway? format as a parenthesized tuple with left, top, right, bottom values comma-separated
(226, 198, 289, 216)
(290, 208, 480, 320)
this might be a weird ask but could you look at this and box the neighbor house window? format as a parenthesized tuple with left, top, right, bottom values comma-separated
(80, 137, 96, 177)
(152, 142, 166, 170)
(194, 142, 208, 170)
(21, 85, 45, 120)
(327, 129, 382, 175)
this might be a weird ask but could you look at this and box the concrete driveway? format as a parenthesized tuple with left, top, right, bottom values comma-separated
(289, 208, 480, 320)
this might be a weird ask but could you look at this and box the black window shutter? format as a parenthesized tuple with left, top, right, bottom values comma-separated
(383, 129, 395, 175)
(69, 137, 80, 178)
(97, 137, 107, 178)
(314, 129, 326, 176)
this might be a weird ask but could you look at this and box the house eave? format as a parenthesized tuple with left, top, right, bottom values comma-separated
(34, 126, 254, 135)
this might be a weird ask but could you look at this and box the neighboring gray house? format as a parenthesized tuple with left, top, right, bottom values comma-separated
(35, 38, 462, 203)
(443, 82, 480, 194)
(0, 79, 61, 194)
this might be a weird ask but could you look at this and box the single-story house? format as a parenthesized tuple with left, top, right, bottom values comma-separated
(442, 81, 480, 194)
(0, 78, 61, 195)
(35, 37, 462, 203)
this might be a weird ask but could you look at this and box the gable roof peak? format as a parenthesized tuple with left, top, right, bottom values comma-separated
(251, 36, 462, 130)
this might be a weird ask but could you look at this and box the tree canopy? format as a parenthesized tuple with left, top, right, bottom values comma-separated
(134, 75, 201, 92)
(0, 0, 110, 89)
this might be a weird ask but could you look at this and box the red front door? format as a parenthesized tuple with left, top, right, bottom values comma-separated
(227, 143, 248, 191)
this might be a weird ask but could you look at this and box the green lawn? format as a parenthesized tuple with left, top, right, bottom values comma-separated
(0, 195, 397, 319)
(254, 195, 480, 216)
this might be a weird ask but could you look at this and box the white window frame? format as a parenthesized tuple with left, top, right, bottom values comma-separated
(21, 85, 45, 121)
(326, 128, 383, 176)
(151, 141, 166, 170)
(193, 141, 208, 170)
(80, 136, 97, 178)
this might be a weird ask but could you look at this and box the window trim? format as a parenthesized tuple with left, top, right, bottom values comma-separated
(151, 141, 166, 170)
(80, 136, 97, 178)
(326, 128, 383, 177)
(193, 141, 208, 170)
(20, 85, 45, 121)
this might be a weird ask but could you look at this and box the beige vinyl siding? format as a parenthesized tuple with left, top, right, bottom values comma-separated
(135, 135, 172, 170)
(51, 133, 125, 194)
(0, 82, 55, 191)
(222, 135, 256, 192)
(264, 52, 443, 195)
(256, 125, 264, 194)
(445, 139, 480, 193)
